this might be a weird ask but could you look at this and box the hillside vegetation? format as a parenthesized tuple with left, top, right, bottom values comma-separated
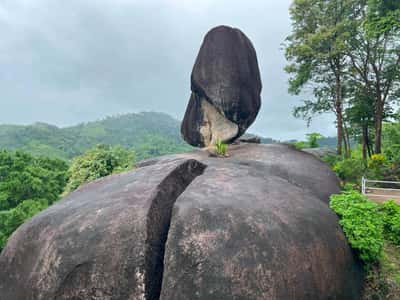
(0, 112, 191, 161)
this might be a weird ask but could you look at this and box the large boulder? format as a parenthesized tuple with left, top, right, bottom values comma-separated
(181, 26, 262, 147)
(0, 144, 363, 300)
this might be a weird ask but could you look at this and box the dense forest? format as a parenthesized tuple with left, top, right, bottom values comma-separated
(0, 112, 191, 161)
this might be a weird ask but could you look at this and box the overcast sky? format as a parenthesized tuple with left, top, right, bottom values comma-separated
(0, 0, 335, 140)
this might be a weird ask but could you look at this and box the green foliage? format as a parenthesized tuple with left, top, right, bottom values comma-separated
(367, 154, 389, 179)
(379, 201, 400, 245)
(292, 141, 307, 150)
(64, 145, 135, 193)
(0, 150, 68, 251)
(0, 199, 48, 250)
(215, 139, 227, 156)
(333, 158, 366, 184)
(330, 190, 400, 266)
(382, 122, 400, 164)
(286, 0, 400, 155)
(290, 132, 324, 149)
(306, 132, 323, 148)
(0, 150, 68, 211)
(0, 113, 191, 161)
(366, 0, 400, 35)
(330, 191, 384, 263)
(329, 123, 400, 185)
(321, 153, 341, 168)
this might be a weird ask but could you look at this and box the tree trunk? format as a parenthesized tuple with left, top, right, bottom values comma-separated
(342, 129, 348, 157)
(362, 122, 368, 160)
(374, 97, 383, 154)
(337, 115, 344, 156)
(335, 73, 343, 155)
(343, 122, 351, 158)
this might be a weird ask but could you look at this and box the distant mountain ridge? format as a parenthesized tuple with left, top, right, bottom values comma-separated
(0, 112, 191, 161)
(0, 112, 337, 161)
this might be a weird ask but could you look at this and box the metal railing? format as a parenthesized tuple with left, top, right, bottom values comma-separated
(361, 176, 400, 199)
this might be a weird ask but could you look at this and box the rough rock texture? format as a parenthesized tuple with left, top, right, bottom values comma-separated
(181, 26, 262, 147)
(303, 147, 337, 158)
(0, 159, 206, 300)
(238, 133, 261, 144)
(0, 144, 363, 300)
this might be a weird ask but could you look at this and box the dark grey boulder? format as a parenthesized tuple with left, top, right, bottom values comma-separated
(181, 26, 262, 147)
(0, 159, 206, 300)
(0, 144, 363, 300)
(161, 163, 359, 300)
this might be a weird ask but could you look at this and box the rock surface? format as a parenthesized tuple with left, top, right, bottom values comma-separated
(238, 133, 261, 144)
(303, 147, 337, 158)
(181, 26, 262, 147)
(0, 144, 363, 300)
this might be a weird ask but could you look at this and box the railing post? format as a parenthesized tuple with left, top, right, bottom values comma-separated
(361, 176, 365, 195)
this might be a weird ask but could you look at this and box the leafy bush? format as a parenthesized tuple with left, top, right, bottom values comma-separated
(333, 158, 366, 184)
(330, 191, 384, 263)
(215, 139, 227, 156)
(64, 144, 135, 193)
(292, 141, 307, 150)
(367, 154, 389, 180)
(379, 201, 400, 245)
(306, 132, 323, 148)
(291, 133, 324, 149)
(321, 153, 341, 168)
(0, 199, 48, 250)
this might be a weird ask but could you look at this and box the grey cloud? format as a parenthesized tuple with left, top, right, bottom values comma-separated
(0, 0, 336, 140)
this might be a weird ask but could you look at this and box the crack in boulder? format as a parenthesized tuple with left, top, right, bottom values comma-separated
(144, 159, 206, 300)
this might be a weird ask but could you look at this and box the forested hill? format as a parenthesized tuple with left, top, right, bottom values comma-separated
(0, 112, 192, 161)
(0, 111, 338, 161)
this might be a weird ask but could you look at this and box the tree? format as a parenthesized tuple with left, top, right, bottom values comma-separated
(286, 0, 400, 156)
(344, 0, 400, 153)
(64, 144, 135, 193)
(0, 150, 68, 251)
(285, 0, 350, 156)
(345, 83, 375, 159)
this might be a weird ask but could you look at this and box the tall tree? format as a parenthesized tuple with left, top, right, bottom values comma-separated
(345, 83, 375, 159)
(344, 0, 400, 153)
(285, 0, 349, 155)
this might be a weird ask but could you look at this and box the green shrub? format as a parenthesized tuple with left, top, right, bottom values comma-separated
(367, 154, 390, 180)
(321, 154, 341, 168)
(330, 191, 384, 263)
(215, 139, 227, 156)
(0, 199, 48, 250)
(306, 132, 323, 148)
(379, 201, 400, 245)
(292, 141, 307, 150)
(64, 144, 135, 193)
(333, 158, 366, 184)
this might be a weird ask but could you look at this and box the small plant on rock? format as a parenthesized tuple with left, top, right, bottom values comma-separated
(215, 139, 228, 156)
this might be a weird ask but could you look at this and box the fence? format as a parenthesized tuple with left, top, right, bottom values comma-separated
(361, 177, 400, 203)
